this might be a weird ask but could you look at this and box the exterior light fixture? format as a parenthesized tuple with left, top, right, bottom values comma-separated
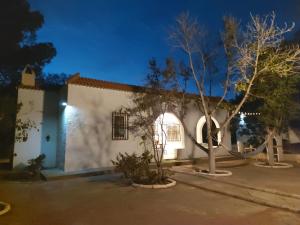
(61, 102, 68, 106)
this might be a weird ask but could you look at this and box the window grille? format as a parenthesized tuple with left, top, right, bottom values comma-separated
(167, 124, 181, 142)
(112, 112, 128, 140)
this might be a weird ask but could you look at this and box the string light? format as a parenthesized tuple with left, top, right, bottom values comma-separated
(238, 111, 260, 116)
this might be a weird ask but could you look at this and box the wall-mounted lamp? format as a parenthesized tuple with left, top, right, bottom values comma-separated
(61, 102, 68, 106)
(46, 135, 50, 142)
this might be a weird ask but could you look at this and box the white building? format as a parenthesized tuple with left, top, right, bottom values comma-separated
(13, 72, 232, 172)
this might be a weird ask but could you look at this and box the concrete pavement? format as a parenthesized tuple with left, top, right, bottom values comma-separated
(1, 174, 300, 225)
(171, 165, 300, 213)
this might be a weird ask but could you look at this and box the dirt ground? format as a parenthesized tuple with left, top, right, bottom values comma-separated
(1, 173, 300, 225)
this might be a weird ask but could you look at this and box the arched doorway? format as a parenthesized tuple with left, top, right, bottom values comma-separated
(202, 122, 218, 146)
(196, 116, 221, 147)
(154, 113, 185, 159)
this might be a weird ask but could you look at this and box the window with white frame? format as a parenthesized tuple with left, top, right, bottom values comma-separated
(112, 112, 128, 140)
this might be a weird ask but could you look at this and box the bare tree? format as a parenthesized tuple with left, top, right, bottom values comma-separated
(169, 12, 300, 173)
(128, 59, 180, 182)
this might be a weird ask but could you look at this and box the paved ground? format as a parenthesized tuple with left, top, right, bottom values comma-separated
(197, 160, 300, 194)
(1, 173, 300, 225)
(172, 170, 300, 213)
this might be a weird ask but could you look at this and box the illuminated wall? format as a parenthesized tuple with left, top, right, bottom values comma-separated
(14, 84, 232, 172)
(154, 113, 185, 160)
(13, 88, 59, 169)
(62, 84, 141, 172)
(62, 85, 231, 171)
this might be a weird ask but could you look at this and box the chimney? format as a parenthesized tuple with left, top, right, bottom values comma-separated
(21, 65, 36, 87)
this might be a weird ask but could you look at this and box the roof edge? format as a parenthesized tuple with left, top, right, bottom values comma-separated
(67, 73, 81, 83)
(67, 73, 223, 102)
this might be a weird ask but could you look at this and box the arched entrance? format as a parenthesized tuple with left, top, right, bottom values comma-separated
(154, 113, 185, 159)
(196, 116, 221, 147)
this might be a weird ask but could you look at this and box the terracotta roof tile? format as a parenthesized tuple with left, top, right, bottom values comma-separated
(67, 73, 222, 102)
(67, 73, 144, 92)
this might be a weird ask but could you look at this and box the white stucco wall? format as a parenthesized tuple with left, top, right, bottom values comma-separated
(13, 88, 44, 168)
(13, 88, 58, 169)
(62, 84, 231, 172)
(288, 127, 300, 143)
(56, 87, 67, 169)
(63, 85, 142, 172)
(181, 103, 231, 159)
(14, 84, 232, 172)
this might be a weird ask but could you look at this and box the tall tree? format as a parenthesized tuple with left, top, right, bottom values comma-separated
(128, 59, 186, 182)
(0, 0, 56, 86)
(0, 0, 56, 164)
(236, 53, 300, 165)
(167, 12, 300, 174)
(38, 73, 69, 89)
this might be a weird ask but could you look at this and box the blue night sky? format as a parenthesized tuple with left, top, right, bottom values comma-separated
(29, 0, 300, 87)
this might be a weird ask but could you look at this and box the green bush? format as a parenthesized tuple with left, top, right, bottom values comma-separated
(112, 151, 160, 184)
(5, 154, 46, 181)
(26, 154, 46, 179)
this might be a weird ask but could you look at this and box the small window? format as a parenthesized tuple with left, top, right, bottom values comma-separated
(112, 112, 128, 140)
(167, 124, 181, 142)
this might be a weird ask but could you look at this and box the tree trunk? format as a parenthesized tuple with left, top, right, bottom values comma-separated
(275, 135, 283, 162)
(208, 146, 216, 174)
(207, 117, 216, 174)
(266, 130, 275, 166)
(156, 164, 164, 183)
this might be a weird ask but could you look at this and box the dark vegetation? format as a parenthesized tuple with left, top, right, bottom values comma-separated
(0, 0, 62, 163)
(5, 154, 46, 181)
(112, 151, 171, 185)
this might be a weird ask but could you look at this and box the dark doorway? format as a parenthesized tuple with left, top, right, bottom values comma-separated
(202, 122, 218, 146)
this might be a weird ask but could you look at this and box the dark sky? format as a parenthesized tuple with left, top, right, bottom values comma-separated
(29, 0, 300, 87)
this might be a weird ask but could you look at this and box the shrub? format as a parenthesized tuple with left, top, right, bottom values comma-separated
(112, 151, 162, 184)
(5, 154, 46, 181)
(26, 154, 46, 179)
